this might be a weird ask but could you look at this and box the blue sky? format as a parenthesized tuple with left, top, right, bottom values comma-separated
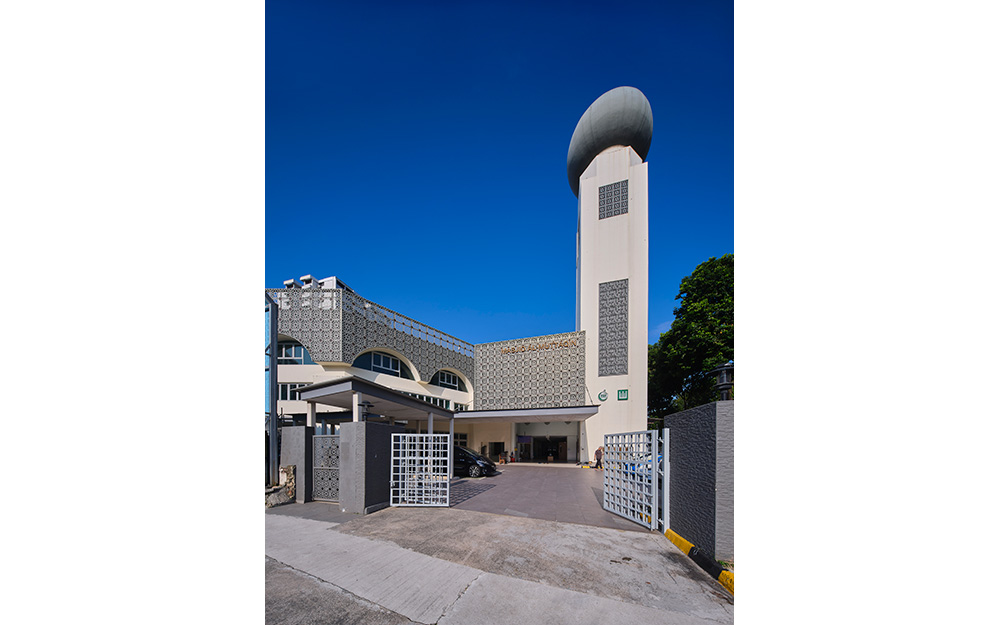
(266, 1, 733, 345)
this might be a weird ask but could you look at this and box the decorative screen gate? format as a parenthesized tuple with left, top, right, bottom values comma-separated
(603, 429, 668, 531)
(313, 435, 340, 502)
(390, 433, 450, 507)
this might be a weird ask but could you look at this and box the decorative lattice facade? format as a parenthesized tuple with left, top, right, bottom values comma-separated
(266, 288, 475, 386)
(267, 288, 343, 363)
(339, 290, 475, 385)
(312, 435, 341, 501)
(598, 278, 629, 376)
(598, 179, 629, 220)
(474, 331, 586, 410)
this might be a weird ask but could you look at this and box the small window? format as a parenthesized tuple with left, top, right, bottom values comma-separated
(277, 341, 315, 365)
(352, 351, 414, 379)
(277, 382, 306, 401)
(372, 352, 401, 375)
(430, 370, 466, 391)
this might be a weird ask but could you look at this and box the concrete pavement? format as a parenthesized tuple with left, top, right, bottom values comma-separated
(451, 464, 647, 532)
(266, 503, 733, 625)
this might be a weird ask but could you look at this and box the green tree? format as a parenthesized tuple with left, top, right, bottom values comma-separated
(648, 254, 734, 426)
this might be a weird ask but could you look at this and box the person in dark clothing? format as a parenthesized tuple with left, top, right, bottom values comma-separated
(594, 446, 604, 469)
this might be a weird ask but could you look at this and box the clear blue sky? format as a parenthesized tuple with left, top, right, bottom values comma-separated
(266, 1, 733, 345)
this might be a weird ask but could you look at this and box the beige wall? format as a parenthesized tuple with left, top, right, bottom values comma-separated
(276, 363, 472, 419)
(468, 422, 512, 458)
(577, 145, 650, 458)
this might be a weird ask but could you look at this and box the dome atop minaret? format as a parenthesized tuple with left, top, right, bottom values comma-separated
(566, 86, 653, 197)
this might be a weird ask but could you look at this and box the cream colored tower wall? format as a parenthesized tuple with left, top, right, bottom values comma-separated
(576, 145, 649, 461)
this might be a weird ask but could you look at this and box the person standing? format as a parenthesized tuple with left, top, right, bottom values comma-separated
(595, 446, 604, 469)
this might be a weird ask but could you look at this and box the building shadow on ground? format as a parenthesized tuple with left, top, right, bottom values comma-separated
(450, 479, 497, 505)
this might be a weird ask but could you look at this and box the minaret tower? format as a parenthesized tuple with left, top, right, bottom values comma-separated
(568, 86, 653, 459)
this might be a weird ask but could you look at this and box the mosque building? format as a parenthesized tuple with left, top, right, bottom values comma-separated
(266, 86, 653, 465)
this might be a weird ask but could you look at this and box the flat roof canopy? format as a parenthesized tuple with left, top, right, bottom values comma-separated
(296, 376, 600, 425)
(455, 405, 599, 424)
(296, 375, 454, 422)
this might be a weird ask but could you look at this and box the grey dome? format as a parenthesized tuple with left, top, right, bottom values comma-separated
(566, 86, 653, 197)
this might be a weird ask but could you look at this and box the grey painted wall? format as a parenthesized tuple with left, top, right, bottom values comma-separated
(714, 401, 734, 560)
(280, 426, 313, 504)
(665, 401, 734, 560)
(338, 421, 404, 514)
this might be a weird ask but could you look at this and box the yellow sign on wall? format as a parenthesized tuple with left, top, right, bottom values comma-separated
(501, 338, 579, 355)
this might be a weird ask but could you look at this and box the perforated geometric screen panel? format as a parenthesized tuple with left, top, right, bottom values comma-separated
(390, 434, 450, 507)
(598, 278, 629, 376)
(598, 179, 628, 220)
(266, 287, 475, 387)
(474, 331, 586, 410)
(341, 290, 475, 386)
(268, 288, 342, 363)
(603, 430, 658, 530)
(312, 435, 340, 502)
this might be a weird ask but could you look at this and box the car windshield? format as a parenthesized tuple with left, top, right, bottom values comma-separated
(456, 445, 488, 462)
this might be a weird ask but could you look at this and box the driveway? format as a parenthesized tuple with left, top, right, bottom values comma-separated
(451, 463, 647, 532)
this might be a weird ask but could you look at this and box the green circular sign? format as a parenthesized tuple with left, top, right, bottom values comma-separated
(598, 390, 608, 401)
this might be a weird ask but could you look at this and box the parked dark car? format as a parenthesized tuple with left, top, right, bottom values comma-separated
(453, 445, 497, 478)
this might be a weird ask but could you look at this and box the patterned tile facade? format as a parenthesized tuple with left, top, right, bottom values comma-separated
(598, 179, 629, 220)
(268, 288, 343, 363)
(474, 331, 586, 410)
(269, 289, 592, 410)
(598, 279, 629, 376)
(340, 290, 475, 386)
(267, 288, 475, 386)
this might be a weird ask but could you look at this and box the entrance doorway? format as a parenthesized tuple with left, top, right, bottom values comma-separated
(487, 441, 505, 462)
(531, 436, 568, 463)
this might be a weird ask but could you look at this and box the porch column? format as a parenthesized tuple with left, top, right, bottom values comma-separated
(306, 401, 316, 428)
(449, 419, 455, 478)
(352, 391, 362, 422)
(427, 411, 434, 435)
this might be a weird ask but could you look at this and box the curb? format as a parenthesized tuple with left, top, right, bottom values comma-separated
(664, 529, 734, 595)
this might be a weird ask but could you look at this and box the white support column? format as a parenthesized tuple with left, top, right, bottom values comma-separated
(307, 402, 316, 428)
(662, 427, 670, 531)
(427, 412, 434, 435)
(449, 419, 455, 479)
(352, 392, 362, 422)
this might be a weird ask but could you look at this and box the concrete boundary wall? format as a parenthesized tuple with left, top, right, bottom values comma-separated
(279, 426, 313, 504)
(665, 401, 734, 560)
(338, 421, 404, 514)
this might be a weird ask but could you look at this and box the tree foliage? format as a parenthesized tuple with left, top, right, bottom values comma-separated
(648, 254, 733, 424)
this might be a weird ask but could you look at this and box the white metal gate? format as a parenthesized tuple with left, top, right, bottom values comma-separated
(390, 433, 451, 507)
(603, 429, 669, 531)
(313, 435, 340, 502)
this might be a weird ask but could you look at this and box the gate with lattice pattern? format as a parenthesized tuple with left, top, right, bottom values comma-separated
(603, 429, 669, 530)
(312, 435, 340, 502)
(390, 433, 450, 507)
